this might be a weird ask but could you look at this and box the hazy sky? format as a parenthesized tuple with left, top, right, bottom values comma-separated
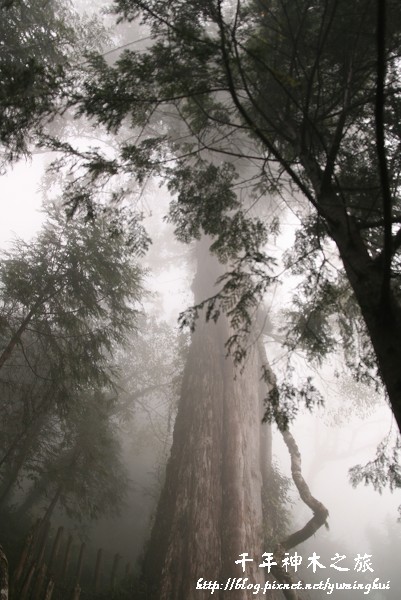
(0, 156, 45, 247)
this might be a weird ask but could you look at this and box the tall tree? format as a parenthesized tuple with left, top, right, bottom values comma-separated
(143, 239, 328, 600)
(0, 209, 143, 507)
(0, 209, 142, 382)
(18, 389, 129, 524)
(144, 239, 267, 599)
(70, 0, 401, 432)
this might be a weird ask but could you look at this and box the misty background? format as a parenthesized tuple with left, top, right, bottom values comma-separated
(0, 1, 400, 599)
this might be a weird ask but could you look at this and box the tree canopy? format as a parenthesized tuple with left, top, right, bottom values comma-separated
(0, 0, 105, 163)
(1, 2, 401, 597)
(0, 208, 144, 524)
(61, 0, 401, 432)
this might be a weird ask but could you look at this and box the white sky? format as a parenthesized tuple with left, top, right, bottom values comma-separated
(1, 14, 400, 581)
(0, 155, 46, 247)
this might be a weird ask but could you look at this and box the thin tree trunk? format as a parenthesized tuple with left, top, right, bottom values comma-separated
(48, 526, 64, 574)
(0, 308, 35, 370)
(43, 578, 54, 600)
(0, 284, 62, 372)
(60, 535, 73, 582)
(19, 561, 36, 600)
(0, 389, 54, 471)
(93, 549, 102, 593)
(0, 429, 44, 505)
(42, 485, 63, 525)
(110, 553, 121, 590)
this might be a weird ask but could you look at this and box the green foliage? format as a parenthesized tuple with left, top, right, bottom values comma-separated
(262, 463, 293, 548)
(282, 214, 381, 384)
(168, 162, 239, 243)
(179, 252, 276, 365)
(31, 389, 129, 521)
(0, 210, 142, 386)
(0, 208, 144, 521)
(66, 0, 400, 374)
(21, 0, 401, 429)
(0, 0, 108, 162)
(262, 367, 324, 430)
(0, 0, 71, 160)
(349, 436, 401, 494)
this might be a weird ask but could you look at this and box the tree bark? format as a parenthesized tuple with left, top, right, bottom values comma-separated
(144, 240, 268, 599)
(317, 184, 401, 432)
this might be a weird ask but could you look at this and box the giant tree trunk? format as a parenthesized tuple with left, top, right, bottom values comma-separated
(144, 240, 269, 599)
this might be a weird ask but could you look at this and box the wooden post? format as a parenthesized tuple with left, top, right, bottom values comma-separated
(74, 543, 85, 586)
(48, 526, 64, 573)
(31, 563, 47, 600)
(70, 583, 81, 600)
(0, 545, 8, 600)
(69, 542, 84, 600)
(60, 535, 73, 581)
(93, 548, 102, 593)
(19, 561, 36, 600)
(110, 553, 121, 590)
(13, 520, 38, 589)
(35, 519, 50, 568)
(124, 562, 131, 580)
(43, 577, 54, 600)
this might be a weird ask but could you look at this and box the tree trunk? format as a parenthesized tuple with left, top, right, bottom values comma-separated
(0, 308, 35, 371)
(144, 240, 269, 599)
(316, 184, 401, 432)
(0, 428, 42, 506)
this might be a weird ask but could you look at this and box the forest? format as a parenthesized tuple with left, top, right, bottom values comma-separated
(0, 0, 401, 599)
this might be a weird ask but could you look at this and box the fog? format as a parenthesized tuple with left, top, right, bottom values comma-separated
(1, 2, 401, 600)
(1, 149, 399, 599)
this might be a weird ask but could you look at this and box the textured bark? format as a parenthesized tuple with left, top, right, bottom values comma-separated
(270, 428, 329, 600)
(144, 241, 267, 599)
(279, 430, 328, 551)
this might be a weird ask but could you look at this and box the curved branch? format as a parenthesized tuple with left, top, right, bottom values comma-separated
(259, 347, 329, 599)
(269, 426, 328, 600)
(280, 428, 329, 550)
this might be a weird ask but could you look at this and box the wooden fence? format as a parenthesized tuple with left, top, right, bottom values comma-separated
(0, 519, 132, 599)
